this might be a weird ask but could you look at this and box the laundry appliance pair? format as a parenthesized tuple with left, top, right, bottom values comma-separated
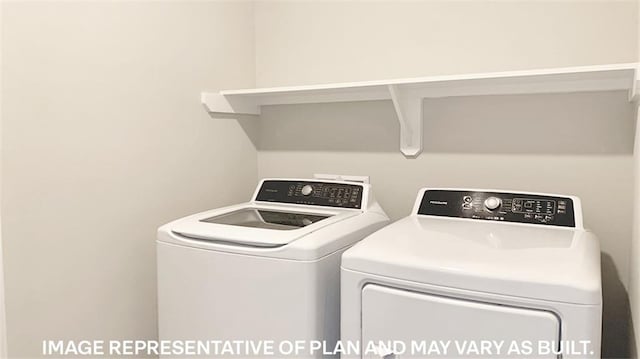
(157, 178, 602, 358)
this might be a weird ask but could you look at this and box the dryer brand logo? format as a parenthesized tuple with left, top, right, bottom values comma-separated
(429, 200, 448, 205)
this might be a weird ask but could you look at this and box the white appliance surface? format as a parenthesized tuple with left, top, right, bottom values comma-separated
(157, 240, 343, 342)
(362, 284, 560, 359)
(341, 188, 602, 359)
(342, 215, 601, 305)
(157, 178, 390, 358)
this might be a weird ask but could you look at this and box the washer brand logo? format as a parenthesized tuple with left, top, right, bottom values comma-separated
(429, 200, 448, 205)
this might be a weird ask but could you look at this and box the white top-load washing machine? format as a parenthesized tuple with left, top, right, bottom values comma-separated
(157, 178, 389, 358)
(341, 189, 601, 359)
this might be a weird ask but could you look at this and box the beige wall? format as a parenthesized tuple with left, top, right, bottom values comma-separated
(255, 1, 637, 86)
(1, 2, 256, 357)
(254, 1, 637, 357)
(0, 0, 6, 356)
(1, 1, 637, 358)
(631, 106, 640, 359)
(630, 1, 640, 357)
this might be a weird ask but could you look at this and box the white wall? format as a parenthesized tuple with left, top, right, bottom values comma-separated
(1, 2, 257, 357)
(254, 1, 637, 357)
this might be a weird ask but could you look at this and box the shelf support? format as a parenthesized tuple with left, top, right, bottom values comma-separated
(388, 85, 423, 158)
(201, 93, 260, 115)
(630, 67, 640, 105)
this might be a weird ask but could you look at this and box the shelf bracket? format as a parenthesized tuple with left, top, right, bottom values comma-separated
(630, 67, 640, 106)
(388, 85, 423, 158)
(201, 93, 260, 115)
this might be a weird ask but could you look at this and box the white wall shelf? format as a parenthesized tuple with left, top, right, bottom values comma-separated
(202, 63, 640, 158)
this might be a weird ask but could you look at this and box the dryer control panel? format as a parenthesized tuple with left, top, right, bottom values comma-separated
(255, 180, 364, 209)
(417, 190, 576, 227)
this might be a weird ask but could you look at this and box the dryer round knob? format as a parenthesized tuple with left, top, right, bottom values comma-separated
(484, 197, 502, 211)
(301, 185, 313, 196)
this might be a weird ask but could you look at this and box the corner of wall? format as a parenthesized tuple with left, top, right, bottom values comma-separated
(631, 2, 640, 357)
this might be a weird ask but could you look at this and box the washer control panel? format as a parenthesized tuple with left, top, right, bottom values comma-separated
(255, 180, 364, 209)
(417, 190, 576, 227)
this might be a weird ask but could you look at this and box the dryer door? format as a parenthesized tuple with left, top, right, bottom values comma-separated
(361, 285, 560, 358)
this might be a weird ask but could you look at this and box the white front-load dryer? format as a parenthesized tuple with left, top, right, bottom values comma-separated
(341, 188, 601, 359)
(157, 178, 389, 358)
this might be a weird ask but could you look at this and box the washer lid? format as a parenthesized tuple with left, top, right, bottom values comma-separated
(170, 203, 358, 247)
(199, 208, 331, 231)
(342, 216, 601, 305)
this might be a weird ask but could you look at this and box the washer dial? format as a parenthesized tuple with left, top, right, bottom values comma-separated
(301, 185, 313, 196)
